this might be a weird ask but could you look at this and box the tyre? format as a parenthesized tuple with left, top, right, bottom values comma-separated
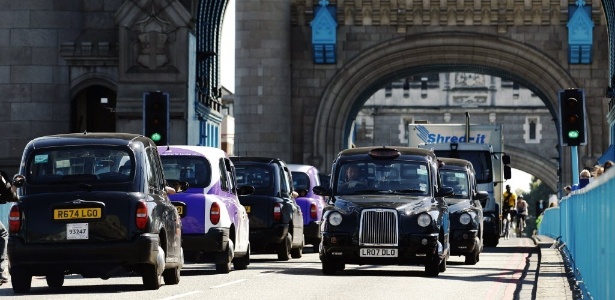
(11, 268, 32, 294)
(162, 266, 180, 285)
(143, 245, 164, 290)
(322, 259, 343, 275)
(142, 264, 161, 290)
(438, 255, 447, 272)
(424, 255, 440, 277)
(277, 233, 291, 261)
(233, 243, 250, 270)
(46, 273, 64, 288)
(215, 240, 234, 274)
(290, 235, 304, 259)
(465, 248, 479, 265)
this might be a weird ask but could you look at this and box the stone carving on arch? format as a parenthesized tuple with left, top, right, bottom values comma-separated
(345, 8, 354, 25)
(362, 8, 372, 25)
(312, 32, 579, 171)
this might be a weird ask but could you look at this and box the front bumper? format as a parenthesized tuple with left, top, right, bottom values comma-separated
(450, 229, 479, 255)
(8, 233, 160, 277)
(319, 232, 442, 265)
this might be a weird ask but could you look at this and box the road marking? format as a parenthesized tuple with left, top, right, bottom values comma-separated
(160, 290, 202, 300)
(210, 279, 247, 288)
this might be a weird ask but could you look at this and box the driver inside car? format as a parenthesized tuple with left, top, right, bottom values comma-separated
(339, 164, 367, 190)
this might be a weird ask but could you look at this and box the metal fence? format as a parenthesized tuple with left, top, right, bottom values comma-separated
(538, 168, 615, 300)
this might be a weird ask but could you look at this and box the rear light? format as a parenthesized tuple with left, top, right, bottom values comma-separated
(136, 201, 148, 230)
(210, 202, 220, 224)
(310, 203, 317, 219)
(9, 205, 20, 233)
(273, 203, 282, 221)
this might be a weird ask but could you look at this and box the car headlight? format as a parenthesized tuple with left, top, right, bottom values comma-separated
(417, 213, 432, 227)
(459, 213, 472, 225)
(328, 212, 343, 226)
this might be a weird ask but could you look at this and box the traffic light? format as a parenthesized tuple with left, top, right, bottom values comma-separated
(143, 92, 169, 146)
(558, 88, 586, 147)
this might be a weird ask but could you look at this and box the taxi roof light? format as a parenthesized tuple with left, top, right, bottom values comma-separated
(368, 147, 400, 159)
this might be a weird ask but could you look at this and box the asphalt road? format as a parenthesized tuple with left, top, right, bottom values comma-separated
(0, 237, 537, 300)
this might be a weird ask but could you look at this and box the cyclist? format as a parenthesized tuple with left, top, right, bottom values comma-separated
(516, 195, 529, 237)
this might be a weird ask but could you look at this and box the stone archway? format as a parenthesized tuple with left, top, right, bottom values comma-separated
(313, 31, 579, 185)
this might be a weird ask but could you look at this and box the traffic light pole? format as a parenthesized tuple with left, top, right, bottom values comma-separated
(571, 146, 579, 187)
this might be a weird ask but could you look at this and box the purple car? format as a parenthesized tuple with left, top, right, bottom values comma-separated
(158, 146, 252, 273)
(288, 164, 326, 251)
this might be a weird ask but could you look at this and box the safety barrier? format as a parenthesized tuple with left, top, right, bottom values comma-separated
(538, 168, 615, 300)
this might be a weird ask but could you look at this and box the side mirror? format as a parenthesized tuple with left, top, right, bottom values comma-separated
(237, 185, 255, 196)
(475, 191, 489, 207)
(313, 185, 332, 197)
(502, 154, 511, 165)
(13, 174, 25, 188)
(503, 165, 512, 180)
(436, 186, 454, 197)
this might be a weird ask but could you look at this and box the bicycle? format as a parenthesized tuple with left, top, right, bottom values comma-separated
(502, 214, 511, 239)
(516, 214, 526, 237)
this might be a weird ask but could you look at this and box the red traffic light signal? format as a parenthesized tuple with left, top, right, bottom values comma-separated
(558, 89, 586, 146)
(143, 92, 169, 146)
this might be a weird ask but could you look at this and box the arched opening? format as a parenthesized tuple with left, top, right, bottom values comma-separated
(313, 32, 580, 191)
(72, 85, 117, 133)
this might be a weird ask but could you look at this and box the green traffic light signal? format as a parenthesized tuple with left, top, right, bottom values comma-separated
(150, 132, 162, 142)
(567, 130, 579, 139)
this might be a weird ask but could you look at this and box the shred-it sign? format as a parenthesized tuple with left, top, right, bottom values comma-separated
(411, 124, 500, 145)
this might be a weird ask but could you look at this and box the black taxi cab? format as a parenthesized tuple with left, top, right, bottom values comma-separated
(439, 157, 488, 265)
(230, 157, 304, 261)
(313, 146, 453, 276)
(6, 133, 183, 293)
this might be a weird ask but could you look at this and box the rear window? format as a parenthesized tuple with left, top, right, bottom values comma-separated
(292, 171, 310, 191)
(160, 156, 211, 188)
(234, 165, 274, 195)
(27, 146, 133, 184)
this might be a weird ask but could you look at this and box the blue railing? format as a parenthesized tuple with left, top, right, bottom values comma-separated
(538, 169, 615, 300)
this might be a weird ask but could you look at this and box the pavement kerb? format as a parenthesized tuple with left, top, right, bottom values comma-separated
(531, 235, 580, 300)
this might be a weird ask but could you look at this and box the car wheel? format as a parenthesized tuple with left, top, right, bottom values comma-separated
(290, 235, 304, 259)
(143, 245, 164, 290)
(277, 233, 291, 261)
(46, 273, 64, 288)
(215, 240, 234, 274)
(465, 248, 479, 265)
(142, 264, 161, 290)
(438, 254, 447, 272)
(424, 255, 440, 277)
(11, 268, 32, 294)
(162, 266, 180, 285)
(322, 259, 343, 275)
(233, 243, 250, 270)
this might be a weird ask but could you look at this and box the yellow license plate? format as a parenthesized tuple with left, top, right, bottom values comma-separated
(175, 205, 184, 215)
(54, 208, 102, 220)
(245, 206, 251, 213)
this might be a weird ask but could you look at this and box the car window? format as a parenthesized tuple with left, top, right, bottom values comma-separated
(440, 169, 469, 199)
(335, 160, 430, 196)
(160, 156, 211, 188)
(26, 146, 133, 184)
(234, 165, 273, 195)
(219, 158, 230, 192)
(292, 171, 310, 191)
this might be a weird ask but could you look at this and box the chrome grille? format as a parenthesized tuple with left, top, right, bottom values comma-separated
(359, 209, 399, 246)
